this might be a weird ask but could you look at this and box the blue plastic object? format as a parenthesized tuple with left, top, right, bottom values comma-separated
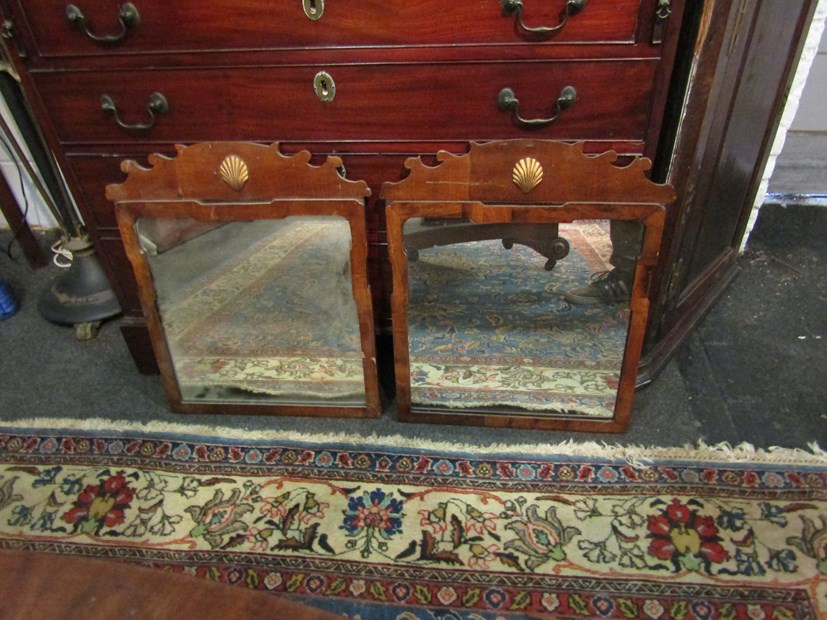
(0, 274, 19, 319)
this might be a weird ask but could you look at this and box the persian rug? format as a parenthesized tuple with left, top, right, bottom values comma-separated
(407, 222, 629, 417)
(0, 419, 825, 619)
(150, 219, 365, 402)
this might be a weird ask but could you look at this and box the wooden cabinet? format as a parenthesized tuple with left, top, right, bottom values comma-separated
(640, 0, 820, 382)
(18, 0, 647, 53)
(0, 0, 687, 374)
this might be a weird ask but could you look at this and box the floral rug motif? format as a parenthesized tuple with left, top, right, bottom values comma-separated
(152, 219, 365, 401)
(0, 426, 825, 619)
(407, 223, 629, 416)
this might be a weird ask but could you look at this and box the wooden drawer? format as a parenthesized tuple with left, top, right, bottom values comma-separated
(34, 60, 659, 146)
(16, 0, 645, 59)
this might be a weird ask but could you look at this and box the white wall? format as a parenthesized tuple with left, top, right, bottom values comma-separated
(764, 10, 827, 197)
(745, 0, 827, 247)
(0, 82, 58, 230)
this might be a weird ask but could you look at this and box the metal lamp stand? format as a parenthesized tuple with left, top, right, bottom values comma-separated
(0, 70, 121, 339)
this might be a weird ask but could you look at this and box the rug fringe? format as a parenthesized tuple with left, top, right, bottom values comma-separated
(1, 416, 825, 467)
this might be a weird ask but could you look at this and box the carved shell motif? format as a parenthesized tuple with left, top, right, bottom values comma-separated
(512, 157, 543, 194)
(219, 155, 249, 191)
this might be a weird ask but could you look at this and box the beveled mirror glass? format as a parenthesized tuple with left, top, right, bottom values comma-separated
(138, 215, 365, 406)
(403, 219, 629, 419)
(110, 143, 380, 417)
(382, 141, 674, 432)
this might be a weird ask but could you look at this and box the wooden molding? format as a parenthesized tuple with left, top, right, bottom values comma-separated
(106, 142, 371, 203)
(381, 140, 676, 205)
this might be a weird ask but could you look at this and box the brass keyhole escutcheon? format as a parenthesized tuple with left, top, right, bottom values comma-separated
(313, 71, 336, 103)
(302, 0, 324, 20)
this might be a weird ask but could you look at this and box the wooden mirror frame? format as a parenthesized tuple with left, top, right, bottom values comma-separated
(381, 140, 675, 432)
(109, 142, 380, 418)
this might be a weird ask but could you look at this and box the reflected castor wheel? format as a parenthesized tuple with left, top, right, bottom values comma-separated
(74, 321, 101, 341)
(545, 237, 570, 270)
(502, 235, 570, 271)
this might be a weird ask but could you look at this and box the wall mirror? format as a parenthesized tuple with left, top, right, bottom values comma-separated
(381, 141, 674, 432)
(109, 142, 380, 417)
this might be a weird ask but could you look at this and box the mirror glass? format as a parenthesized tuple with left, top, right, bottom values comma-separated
(137, 215, 367, 407)
(403, 218, 637, 419)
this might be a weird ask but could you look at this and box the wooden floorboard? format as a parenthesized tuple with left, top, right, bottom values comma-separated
(0, 548, 342, 619)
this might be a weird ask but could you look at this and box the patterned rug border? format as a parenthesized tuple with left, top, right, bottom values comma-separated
(1, 418, 825, 619)
(0, 416, 824, 468)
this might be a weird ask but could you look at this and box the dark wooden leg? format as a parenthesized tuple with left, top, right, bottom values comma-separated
(0, 168, 48, 269)
(404, 220, 570, 270)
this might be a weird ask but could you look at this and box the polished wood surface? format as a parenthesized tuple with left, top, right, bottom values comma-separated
(0, 549, 341, 619)
(32, 61, 659, 145)
(106, 142, 371, 202)
(17, 0, 646, 56)
(381, 141, 676, 204)
(0, 0, 687, 377)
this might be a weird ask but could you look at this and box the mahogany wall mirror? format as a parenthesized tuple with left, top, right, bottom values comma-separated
(109, 142, 380, 418)
(381, 141, 674, 432)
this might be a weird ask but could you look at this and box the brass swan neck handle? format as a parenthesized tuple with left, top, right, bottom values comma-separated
(501, 0, 587, 39)
(65, 2, 140, 43)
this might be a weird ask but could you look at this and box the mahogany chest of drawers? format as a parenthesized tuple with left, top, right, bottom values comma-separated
(0, 0, 686, 373)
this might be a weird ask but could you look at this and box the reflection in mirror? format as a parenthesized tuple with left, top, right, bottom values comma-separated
(137, 215, 367, 407)
(382, 140, 674, 431)
(404, 219, 635, 419)
(109, 142, 378, 418)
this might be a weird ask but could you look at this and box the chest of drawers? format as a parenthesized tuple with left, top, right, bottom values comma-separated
(0, 0, 686, 373)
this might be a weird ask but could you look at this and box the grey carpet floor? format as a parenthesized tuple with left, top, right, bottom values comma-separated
(0, 203, 824, 451)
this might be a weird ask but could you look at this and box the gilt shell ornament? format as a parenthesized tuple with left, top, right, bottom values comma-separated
(512, 157, 543, 193)
(219, 155, 249, 191)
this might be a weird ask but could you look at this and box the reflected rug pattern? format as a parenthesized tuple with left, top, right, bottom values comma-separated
(407, 223, 629, 416)
(0, 428, 825, 619)
(157, 220, 365, 400)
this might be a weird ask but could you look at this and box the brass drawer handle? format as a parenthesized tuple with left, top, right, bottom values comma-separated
(101, 92, 168, 131)
(498, 85, 577, 128)
(501, 0, 587, 39)
(65, 2, 140, 43)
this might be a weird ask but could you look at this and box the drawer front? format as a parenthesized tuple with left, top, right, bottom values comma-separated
(34, 61, 658, 146)
(66, 151, 149, 229)
(95, 233, 144, 314)
(17, 0, 644, 58)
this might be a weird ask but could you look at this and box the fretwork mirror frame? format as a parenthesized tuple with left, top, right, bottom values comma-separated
(381, 140, 675, 432)
(109, 142, 380, 418)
